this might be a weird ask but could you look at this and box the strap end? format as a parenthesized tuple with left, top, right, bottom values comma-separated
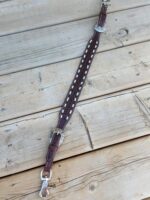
(39, 170, 52, 199)
(102, 0, 111, 7)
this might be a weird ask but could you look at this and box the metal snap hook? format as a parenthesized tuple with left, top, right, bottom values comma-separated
(39, 170, 52, 198)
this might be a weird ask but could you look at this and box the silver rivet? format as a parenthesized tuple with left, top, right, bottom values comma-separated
(69, 110, 72, 114)
(89, 60, 91, 64)
(87, 65, 90, 69)
(72, 104, 75, 107)
(76, 92, 79, 96)
(67, 97, 69, 102)
(72, 85, 74, 89)
(96, 41, 98, 44)
(79, 87, 82, 90)
(83, 76, 86, 80)
(60, 115, 63, 118)
(85, 71, 88, 74)
(90, 40, 92, 43)
(83, 54, 86, 58)
(95, 45, 98, 48)
(93, 50, 95, 53)
(74, 97, 77, 101)
(91, 54, 94, 58)
(80, 81, 84, 85)
(62, 109, 64, 113)
(85, 49, 88, 53)
(74, 80, 76, 83)
(82, 60, 84, 63)
(80, 65, 82, 68)
(64, 103, 67, 107)
(78, 69, 81, 73)
(66, 116, 69, 120)
(88, 45, 90, 48)
(69, 91, 72, 95)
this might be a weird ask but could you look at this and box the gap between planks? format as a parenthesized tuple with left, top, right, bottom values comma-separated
(1, 81, 150, 124)
(0, 84, 150, 177)
(0, 0, 150, 36)
(0, 40, 150, 122)
(0, 38, 150, 78)
(1, 130, 149, 180)
(0, 135, 150, 200)
(0, 5, 150, 75)
(0, 4, 149, 38)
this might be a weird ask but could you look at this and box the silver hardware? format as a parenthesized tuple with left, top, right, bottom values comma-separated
(39, 179, 49, 198)
(39, 170, 52, 198)
(95, 24, 106, 33)
(102, 0, 111, 6)
(49, 128, 64, 146)
(40, 169, 52, 181)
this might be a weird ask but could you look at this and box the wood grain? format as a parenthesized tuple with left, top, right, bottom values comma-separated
(0, 85, 150, 177)
(0, 0, 149, 36)
(77, 86, 150, 149)
(1, 41, 150, 122)
(0, 109, 92, 177)
(0, 5, 150, 75)
(0, 135, 150, 200)
(0, 2, 149, 200)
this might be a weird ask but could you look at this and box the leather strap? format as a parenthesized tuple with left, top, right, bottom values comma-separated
(43, 133, 60, 176)
(39, 2, 109, 198)
(57, 4, 107, 130)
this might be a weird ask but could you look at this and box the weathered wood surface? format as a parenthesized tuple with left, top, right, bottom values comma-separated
(0, 1, 150, 199)
(0, 5, 150, 75)
(0, 136, 150, 200)
(0, 41, 150, 122)
(0, 0, 149, 36)
(0, 85, 150, 177)
(0, 109, 92, 177)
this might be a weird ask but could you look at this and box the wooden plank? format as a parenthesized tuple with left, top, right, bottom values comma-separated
(0, 5, 150, 75)
(0, 136, 150, 200)
(0, 109, 91, 177)
(1, 41, 150, 122)
(77, 86, 150, 149)
(0, 0, 149, 36)
(0, 85, 150, 177)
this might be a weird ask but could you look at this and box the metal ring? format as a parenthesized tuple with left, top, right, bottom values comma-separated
(40, 169, 52, 181)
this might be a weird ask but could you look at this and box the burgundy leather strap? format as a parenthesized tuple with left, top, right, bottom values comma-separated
(39, 3, 108, 198)
(43, 133, 60, 176)
(57, 4, 107, 130)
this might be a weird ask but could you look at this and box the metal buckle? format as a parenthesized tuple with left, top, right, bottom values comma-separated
(102, 0, 111, 6)
(50, 128, 64, 146)
(39, 170, 52, 198)
(94, 24, 106, 33)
